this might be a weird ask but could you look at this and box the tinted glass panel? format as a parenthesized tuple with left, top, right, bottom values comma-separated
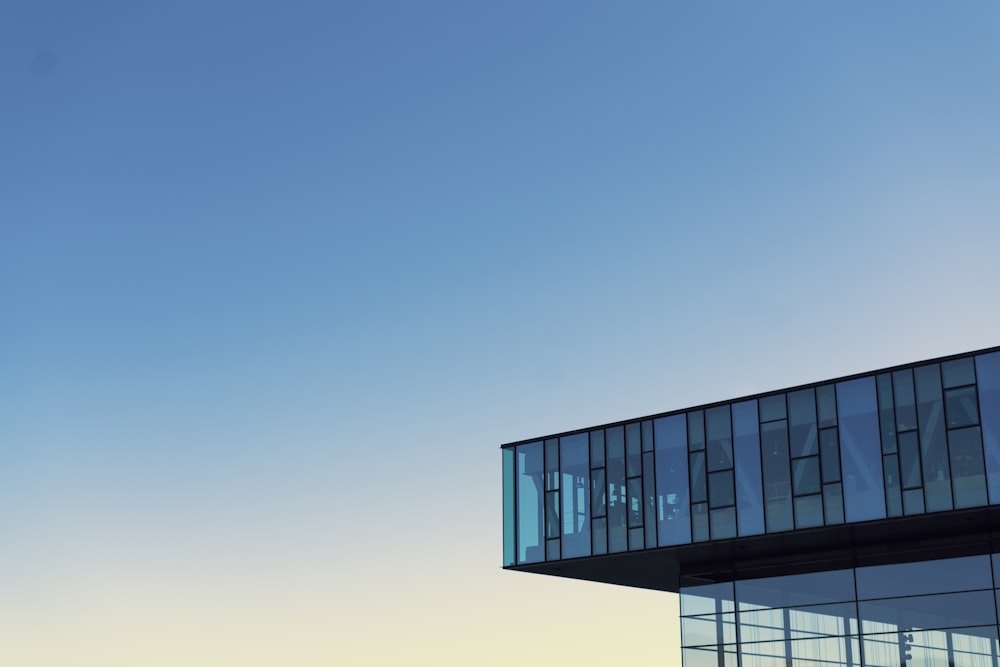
(789, 389, 819, 458)
(820, 428, 841, 483)
(732, 400, 765, 537)
(883, 454, 902, 517)
(606, 426, 627, 552)
(760, 394, 787, 422)
(947, 386, 980, 429)
(591, 517, 607, 555)
(976, 352, 1000, 504)
(627, 477, 643, 528)
(859, 590, 996, 633)
(710, 507, 736, 539)
(899, 431, 922, 489)
(680, 580, 735, 616)
(681, 613, 736, 647)
(737, 568, 856, 609)
(690, 451, 707, 505)
(643, 451, 656, 548)
(949, 426, 988, 509)
(626, 422, 642, 477)
(823, 483, 844, 524)
(856, 555, 992, 599)
(793, 457, 821, 496)
(876, 373, 897, 454)
(709, 470, 734, 508)
(706, 405, 733, 472)
(544, 438, 559, 490)
(794, 494, 823, 529)
(688, 411, 705, 451)
(516, 442, 544, 564)
(692, 503, 709, 542)
(942, 357, 977, 388)
(817, 384, 837, 428)
(559, 433, 591, 558)
(503, 448, 515, 566)
(893, 369, 918, 431)
(655, 414, 691, 546)
(761, 420, 792, 532)
(836, 377, 886, 523)
(544, 490, 559, 539)
(903, 488, 925, 515)
(641, 420, 653, 453)
(545, 538, 560, 561)
(590, 429, 605, 468)
(591, 468, 606, 517)
(915, 364, 951, 512)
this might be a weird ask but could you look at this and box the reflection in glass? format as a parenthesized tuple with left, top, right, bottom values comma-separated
(856, 555, 992, 599)
(691, 451, 707, 504)
(503, 448, 515, 566)
(859, 590, 996, 633)
(817, 384, 838, 428)
(793, 457, 821, 496)
(915, 364, 952, 512)
(976, 352, 1000, 504)
(949, 426, 988, 509)
(680, 580, 735, 616)
(711, 507, 736, 539)
(682, 613, 737, 646)
(876, 374, 897, 454)
(883, 453, 902, 517)
(947, 386, 981, 429)
(655, 414, 691, 546)
(789, 388, 819, 457)
(899, 431, 922, 489)
(559, 433, 591, 558)
(706, 405, 734, 472)
(516, 442, 544, 564)
(688, 410, 705, 451)
(824, 483, 844, 524)
(894, 369, 918, 432)
(760, 394, 787, 422)
(590, 429, 605, 467)
(544, 438, 559, 490)
(591, 516, 607, 555)
(626, 422, 642, 476)
(794, 494, 824, 529)
(903, 488, 925, 515)
(709, 470, 734, 508)
(733, 400, 765, 537)
(761, 420, 792, 532)
(943, 357, 977, 388)
(692, 502, 709, 542)
(820, 428, 841, 483)
(591, 468, 606, 517)
(737, 568, 855, 609)
(836, 377, 886, 523)
(606, 426, 627, 553)
(643, 451, 657, 548)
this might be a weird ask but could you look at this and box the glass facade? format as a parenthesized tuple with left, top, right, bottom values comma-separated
(503, 348, 1000, 565)
(680, 553, 1000, 667)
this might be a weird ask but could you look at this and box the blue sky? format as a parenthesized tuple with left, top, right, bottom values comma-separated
(2, 2, 1000, 665)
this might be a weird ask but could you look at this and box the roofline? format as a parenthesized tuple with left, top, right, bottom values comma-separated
(499, 343, 1000, 450)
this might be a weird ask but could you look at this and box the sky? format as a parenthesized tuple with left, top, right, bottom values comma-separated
(2, 1, 999, 665)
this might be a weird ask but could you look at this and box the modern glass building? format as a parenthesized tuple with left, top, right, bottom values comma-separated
(502, 346, 1000, 666)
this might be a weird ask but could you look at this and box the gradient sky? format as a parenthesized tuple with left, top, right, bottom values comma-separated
(3, 2, 1000, 665)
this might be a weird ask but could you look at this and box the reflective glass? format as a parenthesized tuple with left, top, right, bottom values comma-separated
(643, 451, 657, 548)
(898, 431, 922, 489)
(559, 433, 591, 558)
(789, 389, 819, 457)
(761, 420, 793, 532)
(591, 468, 606, 517)
(943, 357, 977, 388)
(946, 386, 981, 429)
(710, 507, 736, 539)
(590, 429, 605, 468)
(883, 454, 902, 517)
(544, 490, 559, 539)
(681, 647, 737, 667)
(823, 483, 844, 524)
(836, 377, 886, 523)
(859, 590, 996, 633)
(516, 442, 544, 564)
(732, 400, 765, 537)
(794, 494, 824, 529)
(681, 613, 737, 646)
(709, 470, 734, 508)
(975, 352, 1000, 504)
(706, 405, 733, 472)
(503, 448, 515, 566)
(739, 601, 859, 640)
(692, 502, 709, 542)
(641, 419, 653, 453)
(737, 568, 856, 609)
(626, 422, 642, 476)
(545, 537, 560, 561)
(627, 477, 643, 528)
(628, 526, 643, 550)
(915, 364, 952, 512)
(893, 369, 918, 432)
(876, 373, 896, 454)
(544, 438, 559, 490)
(606, 426, 627, 552)
(856, 555, 992, 599)
(591, 516, 607, 555)
(903, 488, 925, 515)
(760, 394, 787, 422)
(793, 457, 821, 496)
(820, 428, 841, 483)
(680, 580, 735, 616)
(688, 410, 705, 451)
(655, 414, 691, 546)
(691, 451, 707, 504)
(949, 426, 988, 509)
(817, 384, 838, 428)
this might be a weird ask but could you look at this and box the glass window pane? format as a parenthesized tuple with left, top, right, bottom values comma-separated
(627, 477, 644, 528)
(545, 490, 559, 539)
(709, 470, 734, 508)
(794, 493, 824, 529)
(894, 369, 918, 432)
(691, 451, 707, 504)
(680, 580, 735, 616)
(793, 456, 821, 496)
(591, 468, 606, 517)
(733, 400, 765, 537)
(760, 394, 787, 422)
(817, 384, 838, 428)
(591, 517, 607, 555)
(710, 507, 736, 539)
(949, 426, 987, 509)
(899, 431, 922, 489)
(737, 568, 856, 609)
(706, 405, 734, 472)
(590, 429, 605, 468)
(976, 352, 1000, 504)
(789, 388, 819, 458)
(516, 442, 544, 564)
(860, 590, 996, 633)
(856, 554, 992, 599)
(883, 454, 902, 517)
(682, 614, 736, 647)
(903, 488, 925, 515)
(692, 502, 709, 542)
(628, 526, 644, 551)
(545, 538, 560, 561)
(876, 373, 897, 454)
(688, 411, 705, 451)
(503, 448, 515, 566)
(643, 451, 657, 548)
(626, 422, 642, 477)
(942, 357, 976, 388)
(544, 438, 559, 490)
(915, 364, 952, 512)
(761, 420, 792, 532)
(606, 426, 627, 553)
(823, 483, 844, 524)
(559, 433, 591, 558)
(641, 420, 653, 453)
(655, 414, 691, 546)
(946, 386, 980, 429)
(820, 428, 841, 483)
(836, 377, 887, 523)
(681, 647, 737, 667)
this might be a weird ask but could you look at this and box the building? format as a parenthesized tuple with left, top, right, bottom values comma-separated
(501, 346, 1000, 666)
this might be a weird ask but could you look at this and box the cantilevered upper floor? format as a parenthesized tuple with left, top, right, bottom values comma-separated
(501, 346, 1000, 591)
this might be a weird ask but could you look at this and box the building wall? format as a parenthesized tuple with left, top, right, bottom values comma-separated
(502, 348, 1000, 567)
